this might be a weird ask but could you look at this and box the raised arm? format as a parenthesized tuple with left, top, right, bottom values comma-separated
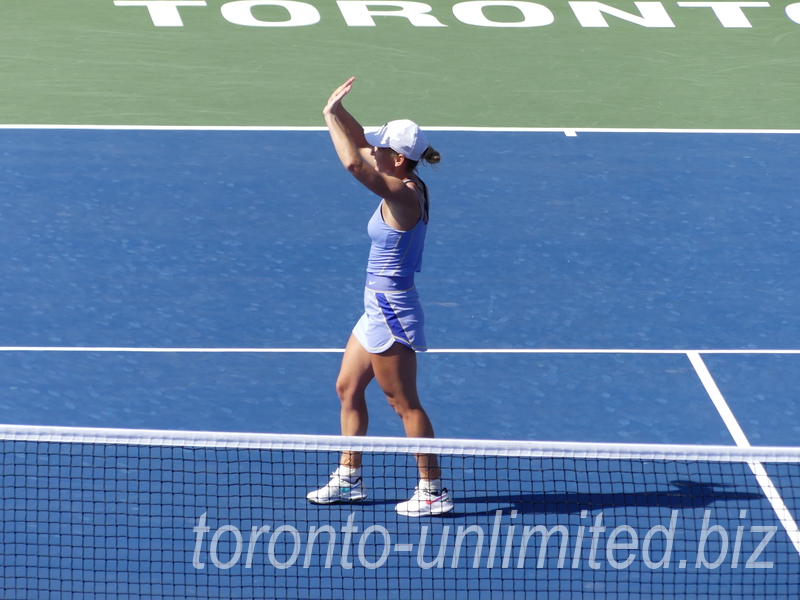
(323, 78, 373, 168)
(326, 80, 370, 150)
(323, 78, 416, 206)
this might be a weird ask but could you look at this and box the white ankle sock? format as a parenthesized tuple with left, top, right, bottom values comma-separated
(336, 465, 361, 480)
(420, 478, 442, 493)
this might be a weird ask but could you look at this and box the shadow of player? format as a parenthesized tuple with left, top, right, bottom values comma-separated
(436, 479, 764, 517)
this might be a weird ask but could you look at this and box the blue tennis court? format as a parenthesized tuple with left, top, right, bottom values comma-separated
(0, 127, 798, 598)
(0, 128, 797, 438)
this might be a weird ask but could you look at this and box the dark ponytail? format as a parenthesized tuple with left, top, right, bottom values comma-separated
(403, 145, 441, 171)
(420, 146, 441, 165)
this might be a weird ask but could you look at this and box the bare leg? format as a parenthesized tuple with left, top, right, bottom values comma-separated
(371, 342, 440, 481)
(335, 334, 374, 468)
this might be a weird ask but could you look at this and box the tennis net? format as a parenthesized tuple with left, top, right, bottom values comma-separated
(2, 424, 799, 599)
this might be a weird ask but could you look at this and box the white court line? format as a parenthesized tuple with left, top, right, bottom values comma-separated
(426, 127, 800, 135)
(0, 346, 798, 354)
(687, 351, 800, 556)
(1, 124, 799, 135)
(0, 124, 329, 131)
(0, 346, 344, 353)
(431, 348, 800, 355)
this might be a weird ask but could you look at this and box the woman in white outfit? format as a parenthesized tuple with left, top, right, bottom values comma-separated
(307, 77, 454, 517)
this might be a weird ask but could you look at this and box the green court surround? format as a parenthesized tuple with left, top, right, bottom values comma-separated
(1, 0, 799, 128)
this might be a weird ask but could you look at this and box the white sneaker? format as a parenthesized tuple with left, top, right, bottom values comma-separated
(395, 487, 454, 517)
(307, 472, 367, 504)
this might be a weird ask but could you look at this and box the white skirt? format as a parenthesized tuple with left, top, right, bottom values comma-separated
(352, 284, 427, 354)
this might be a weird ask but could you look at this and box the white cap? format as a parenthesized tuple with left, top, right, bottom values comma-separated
(365, 119, 428, 162)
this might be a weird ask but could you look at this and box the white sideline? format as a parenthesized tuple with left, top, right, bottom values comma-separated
(687, 352, 800, 556)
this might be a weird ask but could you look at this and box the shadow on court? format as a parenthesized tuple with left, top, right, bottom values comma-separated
(452, 480, 763, 517)
(351, 480, 762, 517)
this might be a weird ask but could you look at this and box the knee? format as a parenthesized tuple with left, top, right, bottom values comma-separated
(384, 394, 403, 416)
(385, 394, 418, 419)
(336, 377, 352, 402)
(336, 376, 363, 407)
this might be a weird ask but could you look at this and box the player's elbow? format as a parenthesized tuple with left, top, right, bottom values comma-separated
(345, 160, 365, 176)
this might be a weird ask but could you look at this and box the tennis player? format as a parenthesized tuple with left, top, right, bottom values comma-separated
(307, 77, 454, 517)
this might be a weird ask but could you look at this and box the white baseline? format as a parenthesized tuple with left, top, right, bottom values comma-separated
(0, 125, 799, 136)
